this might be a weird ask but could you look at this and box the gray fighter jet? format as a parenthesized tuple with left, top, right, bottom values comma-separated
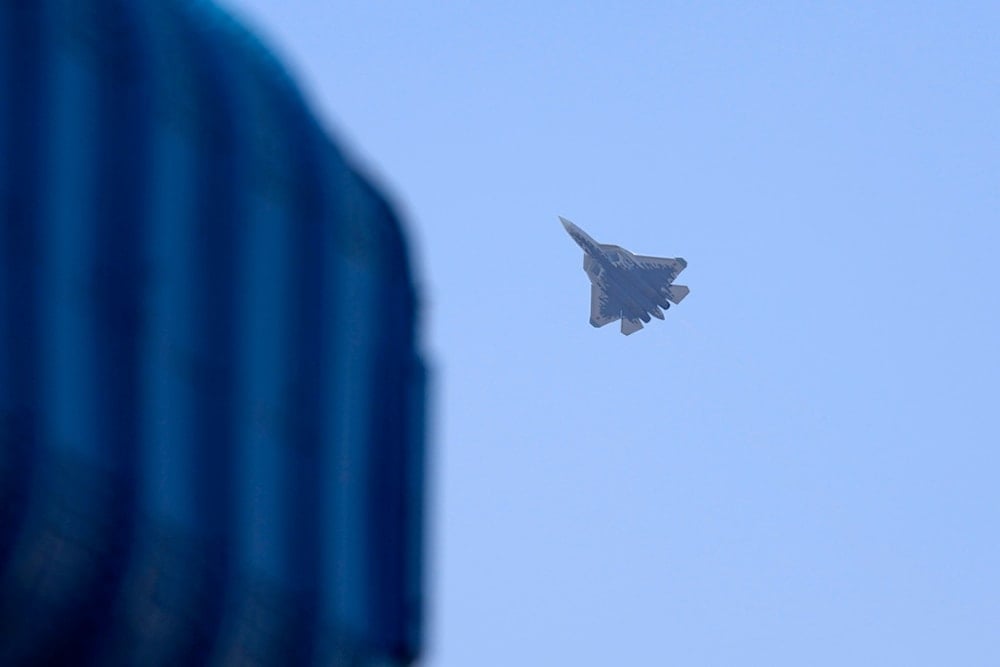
(560, 216, 689, 335)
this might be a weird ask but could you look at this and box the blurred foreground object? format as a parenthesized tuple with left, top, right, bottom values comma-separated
(0, 1, 426, 664)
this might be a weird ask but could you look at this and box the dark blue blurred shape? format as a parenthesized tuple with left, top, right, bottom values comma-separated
(0, 1, 426, 664)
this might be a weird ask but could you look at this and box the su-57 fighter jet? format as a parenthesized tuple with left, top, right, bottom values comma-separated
(560, 216, 689, 335)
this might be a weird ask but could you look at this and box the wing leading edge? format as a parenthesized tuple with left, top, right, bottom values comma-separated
(633, 254, 687, 281)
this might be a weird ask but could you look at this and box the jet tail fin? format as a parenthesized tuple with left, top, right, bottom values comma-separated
(621, 317, 644, 335)
(665, 284, 690, 304)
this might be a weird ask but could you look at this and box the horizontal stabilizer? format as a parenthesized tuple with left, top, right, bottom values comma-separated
(621, 317, 644, 335)
(665, 284, 689, 304)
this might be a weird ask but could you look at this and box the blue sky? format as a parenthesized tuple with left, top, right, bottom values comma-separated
(225, 2, 998, 664)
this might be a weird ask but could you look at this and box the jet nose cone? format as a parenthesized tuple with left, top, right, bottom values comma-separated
(558, 216, 573, 230)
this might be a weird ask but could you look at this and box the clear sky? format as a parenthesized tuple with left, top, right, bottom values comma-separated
(224, 2, 998, 664)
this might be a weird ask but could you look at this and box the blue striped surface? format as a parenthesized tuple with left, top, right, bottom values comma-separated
(0, 1, 426, 664)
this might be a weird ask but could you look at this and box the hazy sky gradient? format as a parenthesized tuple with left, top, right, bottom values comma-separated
(225, 3, 998, 664)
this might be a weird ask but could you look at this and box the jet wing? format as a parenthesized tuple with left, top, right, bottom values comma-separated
(590, 284, 621, 328)
(633, 255, 687, 281)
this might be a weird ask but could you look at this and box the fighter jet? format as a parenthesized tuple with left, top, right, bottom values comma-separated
(560, 216, 689, 335)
